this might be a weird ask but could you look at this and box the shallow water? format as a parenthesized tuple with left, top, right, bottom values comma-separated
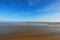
(0, 22, 60, 35)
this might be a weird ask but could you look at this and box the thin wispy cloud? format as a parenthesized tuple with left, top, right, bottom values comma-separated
(36, 0, 60, 12)
(27, 0, 40, 6)
(53, 13, 60, 17)
(16, 0, 41, 6)
(10, 11, 31, 18)
(46, 13, 60, 22)
(0, 3, 7, 8)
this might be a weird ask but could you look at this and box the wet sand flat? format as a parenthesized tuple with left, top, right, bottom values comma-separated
(0, 23, 60, 40)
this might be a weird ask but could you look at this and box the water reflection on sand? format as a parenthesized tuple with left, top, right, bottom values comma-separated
(0, 22, 60, 35)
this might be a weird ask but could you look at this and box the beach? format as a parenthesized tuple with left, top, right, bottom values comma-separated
(0, 22, 60, 40)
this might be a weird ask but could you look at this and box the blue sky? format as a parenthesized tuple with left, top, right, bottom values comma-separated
(0, 0, 60, 22)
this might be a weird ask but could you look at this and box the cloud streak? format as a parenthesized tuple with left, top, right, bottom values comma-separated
(36, 0, 60, 12)
(0, 3, 7, 8)
(17, 0, 41, 6)
(27, 0, 40, 6)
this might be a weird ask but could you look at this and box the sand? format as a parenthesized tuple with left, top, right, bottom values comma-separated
(0, 24, 60, 40)
(1, 31, 60, 40)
